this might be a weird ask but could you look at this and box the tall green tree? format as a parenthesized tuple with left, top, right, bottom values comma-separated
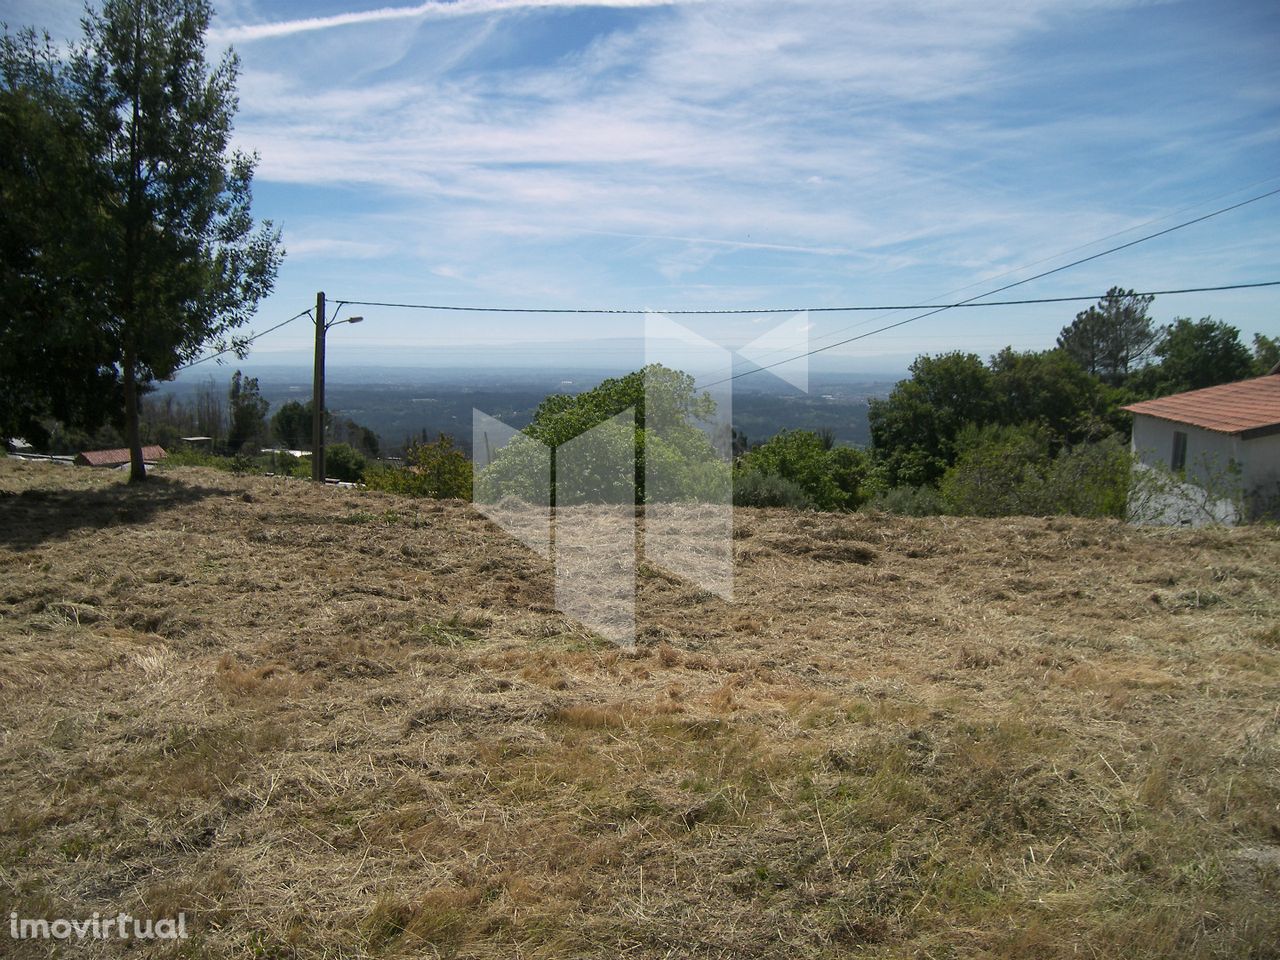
(1253, 333, 1280, 376)
(270, 399, 319, 450)
(988, 347, 1110, 444)
(1056, 287, 1159, 384)
(477, 364, 723, 505)
(3, 0, 282, 480)
(1140, 317, 1253, 394)
(227, 370, 267, 453)
(0, 30, 117, 447)
(868, 352, 995, 487)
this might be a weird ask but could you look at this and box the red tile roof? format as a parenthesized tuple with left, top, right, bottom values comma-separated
(1122, 374, 1280, 438)
(76, 446, 168, 467)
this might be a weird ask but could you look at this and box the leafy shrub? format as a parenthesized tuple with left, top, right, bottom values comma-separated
(162, 448, 231, 469)
(940, 423, 1050, 516)
(325, 443, 366, 483)
(940, 423, 1133, 518)
(406, 434, 472, 499)
(862, 485, 946, 516)
(739, 430, 869, 510)
(1040, 434, 1131, 518)
(365, 434, 472, 500)
(732, 468, 813, 509)
(471, 432, 547, 504)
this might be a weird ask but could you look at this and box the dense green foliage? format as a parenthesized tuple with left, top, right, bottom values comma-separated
(1130, 317, 1255, 395)
(861, 291, 1270, 519)
(736, 429, 869, 510)
(987, 347, 1113, 440)
(1255, 334, 1280, 376)
(324, 443, 366, 484)
(365, 434, 473, 500)
(271, 400, 317, 450)
(938, 424, 1131, 518)
(867, 352, 996, 488)
(0, 0, 282, 480)
(227, 371, 269, 454)
(477, 364, 725, 506)
(867, 348, 1111, 490)
(731, 468, 814, 509)
(863, 484, 946, 516)
(0, 31, 118, 448)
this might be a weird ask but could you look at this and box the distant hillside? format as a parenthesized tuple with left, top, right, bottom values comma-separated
(1, 458, 1277, 958)
(156, 369, 896, 453)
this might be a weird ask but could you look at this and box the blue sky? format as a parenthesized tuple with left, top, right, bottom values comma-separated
(7, 0, 1280, 373)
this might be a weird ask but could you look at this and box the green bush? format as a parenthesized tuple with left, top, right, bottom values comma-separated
(1040, 434, 1131, 518)
(739, 430, 869, 510)
(939, 422, 1132, 518)
(939, 423, 1050, 516)
(862, 485, 946, 516)
(732, 468, 813, 509)
(325, 443, 366, 483)
(162, 448, 231, 469)
(364, 434, 472, 500)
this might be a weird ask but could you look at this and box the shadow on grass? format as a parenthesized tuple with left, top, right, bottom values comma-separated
(0, 475, 234, 550)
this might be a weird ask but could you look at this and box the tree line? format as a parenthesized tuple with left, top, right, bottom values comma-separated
(744, 288, 1276, 516)
(458, 291, 1272, 517)
(36, 371, 380, 466)
(288, 289, 1276, 518)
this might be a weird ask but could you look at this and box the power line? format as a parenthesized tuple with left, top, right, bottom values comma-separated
(162, 281, 1278, 372)
(171, 185, 1279, 374)
(176, 308, 312, 371)
(342, 281, 1274, 316)
(697, 186, 1280, 387)
(337, 185, 1280, 317)
(730, 177, 1280, 366)
(831, 173, 1280, 319)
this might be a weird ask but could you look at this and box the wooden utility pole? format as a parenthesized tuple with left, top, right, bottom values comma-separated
(311, 291, 326, 482)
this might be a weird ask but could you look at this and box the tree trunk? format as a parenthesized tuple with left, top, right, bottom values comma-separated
(123, 12, 144, 485)
(123, 345, 146, 483)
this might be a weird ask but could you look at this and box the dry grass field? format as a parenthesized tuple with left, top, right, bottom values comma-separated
(1, 457, 1278, 958)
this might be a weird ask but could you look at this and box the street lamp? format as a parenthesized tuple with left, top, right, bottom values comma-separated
(311, 290, 364, 483)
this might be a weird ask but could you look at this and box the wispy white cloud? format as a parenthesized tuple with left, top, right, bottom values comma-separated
(213, 0, 698, 43)
(212, 0, 1280, 356)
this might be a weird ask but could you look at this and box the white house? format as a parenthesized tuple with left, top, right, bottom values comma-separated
(1123, 371, 1280, 525)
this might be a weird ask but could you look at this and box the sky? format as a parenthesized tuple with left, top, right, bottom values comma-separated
(5, 0, 1280, 375)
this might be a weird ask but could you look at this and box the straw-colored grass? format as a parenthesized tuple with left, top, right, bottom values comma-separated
(1, 457, 1278, 958)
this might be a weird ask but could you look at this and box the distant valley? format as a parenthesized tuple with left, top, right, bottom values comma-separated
(159, 365, 899, 454)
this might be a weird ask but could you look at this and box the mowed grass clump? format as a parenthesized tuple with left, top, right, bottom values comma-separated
(0, 457, 1277, 958)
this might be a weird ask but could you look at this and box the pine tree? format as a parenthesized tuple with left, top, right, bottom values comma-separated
(1057, 287, 1159, 384)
